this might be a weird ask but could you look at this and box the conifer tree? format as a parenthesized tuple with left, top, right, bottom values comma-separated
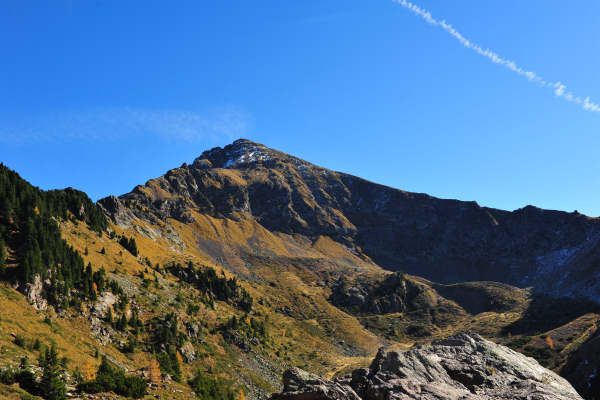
(106, 308, 113, 325)
(117, 314, 128, 331)
(39, 344, 66, 400)
(0, 240, 5, 276)
(128, 237, 138, 256)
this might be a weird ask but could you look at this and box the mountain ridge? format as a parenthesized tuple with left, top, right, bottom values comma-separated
(99, 138, 600, 302)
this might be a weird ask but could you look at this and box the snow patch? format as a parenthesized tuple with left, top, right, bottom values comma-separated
(222, 146, 271, 168)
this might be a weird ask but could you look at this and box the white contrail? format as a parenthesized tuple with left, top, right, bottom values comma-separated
(394, 0, 600, 113)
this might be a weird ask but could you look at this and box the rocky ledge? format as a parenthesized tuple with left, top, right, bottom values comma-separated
(269, 332, 582, 400)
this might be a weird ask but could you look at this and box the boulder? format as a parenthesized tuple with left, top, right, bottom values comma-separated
(269, 332, 582, 400)
(179, 341, 196, 363)
(270, 367, 361, 400)
(91, 292, 118, 318)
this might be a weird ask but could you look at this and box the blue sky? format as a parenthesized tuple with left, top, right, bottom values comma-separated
(2, 1, 600, 215)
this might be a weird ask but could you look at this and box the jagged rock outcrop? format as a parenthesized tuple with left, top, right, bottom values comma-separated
(179, 341, 197, 363)
(23, 275, 48, 311)
(97, 195, 137, 228)
(98, 139, 600, 301)
(330, 273, 429, 314)
(90, 291, 118, 318)
(269, 332, 583, 400)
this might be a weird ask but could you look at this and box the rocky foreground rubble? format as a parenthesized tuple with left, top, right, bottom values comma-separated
(269, 332, 582, 400)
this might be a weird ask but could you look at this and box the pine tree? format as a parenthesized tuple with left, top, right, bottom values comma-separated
(128, 237, 138, 256)
(0, 240, 5, 276)
(117, 314, 128, 331)
(129, 310, 139, 327)
(39, 344, 66, 400)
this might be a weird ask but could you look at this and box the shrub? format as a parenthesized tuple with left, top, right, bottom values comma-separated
(16, 369, 39, 397)
(405, 324, 432, 337)
(187, 303, 200, 315)
(14, 334, 26, 348)
(0, 366, 17, 385)
(506, 336, 532, 349)
(188, 370, 237, 400)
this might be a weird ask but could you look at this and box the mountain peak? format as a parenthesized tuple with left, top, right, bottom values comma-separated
(192, 138, 316, 171)
(193, 138, 280, 169)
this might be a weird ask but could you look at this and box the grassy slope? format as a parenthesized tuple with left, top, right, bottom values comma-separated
(0, 282, 126, 377)
(55, 215, 387, 398)
(0, 207, 598, 399)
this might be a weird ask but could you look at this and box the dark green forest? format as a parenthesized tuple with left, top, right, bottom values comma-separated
(169, 262, 253, 312)
(0, 163, 108, 306)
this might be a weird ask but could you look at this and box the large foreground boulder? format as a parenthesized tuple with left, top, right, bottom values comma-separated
(270, 332, 582, 400)
(270, 368, 361, 400)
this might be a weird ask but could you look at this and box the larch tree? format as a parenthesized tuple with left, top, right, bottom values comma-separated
(148, 358, 162, 384)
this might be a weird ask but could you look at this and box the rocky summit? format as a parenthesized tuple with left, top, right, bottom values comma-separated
(269, 332, 582, 400)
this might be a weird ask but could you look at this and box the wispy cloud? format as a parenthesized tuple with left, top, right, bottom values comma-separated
(394, 0, 600, 113)
(0, 106, 252, 144)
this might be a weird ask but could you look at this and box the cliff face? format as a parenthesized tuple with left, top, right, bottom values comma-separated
(269, 332, 583, 400)
(99, 139, 600, 301)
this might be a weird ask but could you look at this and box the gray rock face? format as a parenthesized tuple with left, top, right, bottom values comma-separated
(97, 195, 137, 228)
(91, 291, 118, 318)
(179, 341, 196, 363)
(23, 274, 48, 310)
(270, 332, 582, 400)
